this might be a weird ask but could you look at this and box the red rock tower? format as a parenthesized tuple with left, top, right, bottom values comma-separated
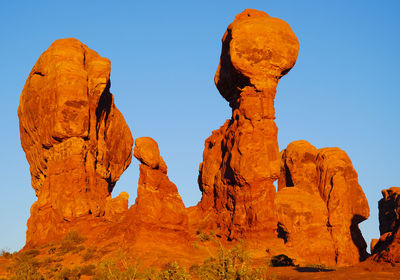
(18, 38, 133, 246)
(276, 140, 370, 265)
(195, 9, 299, 240)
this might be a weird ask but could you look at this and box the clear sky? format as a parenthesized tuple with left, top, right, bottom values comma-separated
(1, 0, 399, 253)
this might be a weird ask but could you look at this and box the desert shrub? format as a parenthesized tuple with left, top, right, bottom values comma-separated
(22, 249, 40, 258)
(269, 254, 295, 267)
(79, 264, 96, 276)
(195, 228, 217, 243)
(8, 250, 44, 280)
(93, 251, 140, 280)
(48, 247, 56, 254)
(63, 230, 86, 244)
(150, 261, 191, 280)
(58, 230, 86, 255)
(198, 232, 211, 242)
(303, 263, 335, 271)
(195, 242, 267, 280)
(82, 246, 97, 261)
(0, 249, 13, 259)
(94, 259, 139, 280)
(53, 264, 96, 279)
(54, 266, 81, 280)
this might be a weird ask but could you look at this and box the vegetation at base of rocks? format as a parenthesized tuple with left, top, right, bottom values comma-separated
(7, 249, 45, 280)
(81, 246, 98, 261)
(93, 250, 141, 280)
(195, 228, 215, 243)
(4, 242, 278, 280)
(94, 258, 191, 280)
(0, 248, 14, 259)
(193, 242, 268, 280)
(303, 263, 336, 271)
(91, 243, 271, 279)
(268, 254, 295, 267)
(150, 262, 191, 280)
(53, 264, 96, 279)
(57, 230, 86, 255)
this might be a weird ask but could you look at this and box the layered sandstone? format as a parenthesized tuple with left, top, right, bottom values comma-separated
(18, 38, 133, 246)
(371, 187, 400, 263)
(276, 140, 370, 265)
(194, 9, 299, 240)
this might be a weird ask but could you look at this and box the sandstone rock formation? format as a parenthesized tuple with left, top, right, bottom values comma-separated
(18, 38, 133, 246)
(122, 137, 192, 265)
(371, 187, 400, 263)
(128, 137, 188, 230)
(104, 192, 129, 221)
(276, 140, 370, 265)
(194, 9, 299, 240)
(15, 9, 377, 271)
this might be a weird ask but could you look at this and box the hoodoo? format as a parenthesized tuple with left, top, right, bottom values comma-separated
(371, 187, 400, 263)
(276, 140, 370, 265)
(193, 9, 299, 241)
(13, 9, 378, 276)
(18, 38, 133, 247)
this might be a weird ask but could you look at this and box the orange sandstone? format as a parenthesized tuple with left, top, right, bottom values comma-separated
(193, 8, 299, 240)
(276, 140, 370, 265)
(14, 9, 380, 271)
(128, 137, 188, 230)
(18, 38, 133, 247)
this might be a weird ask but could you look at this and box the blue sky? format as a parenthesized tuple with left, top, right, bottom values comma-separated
(1, 1, 399, 252)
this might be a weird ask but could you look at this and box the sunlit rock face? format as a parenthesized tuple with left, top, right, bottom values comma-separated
(129, 137, 188, 229)
(121, 137, 191, 262)
(371, 187, 400, 263)
(194, 9, 299, 240)
(276, 140, 370, 266)
(18, 38, 133, 246)
(15, 9, 378, 270)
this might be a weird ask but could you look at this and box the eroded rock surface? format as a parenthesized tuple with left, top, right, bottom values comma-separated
(128, 137, 188, 230)
(16, 10, 377, 270)
(18, 38, 133, 246)
(194, 9, 299, 240)
(371, 187, 400, 263)
(121, 137, 192, 265)
(276, 140, 370, 265)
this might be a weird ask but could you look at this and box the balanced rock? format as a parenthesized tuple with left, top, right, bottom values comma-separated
(195, 9, 299, 240)
(276, 140, 370, 265)
(18, 38, 133, 246)
(371, 187, 400, 263)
